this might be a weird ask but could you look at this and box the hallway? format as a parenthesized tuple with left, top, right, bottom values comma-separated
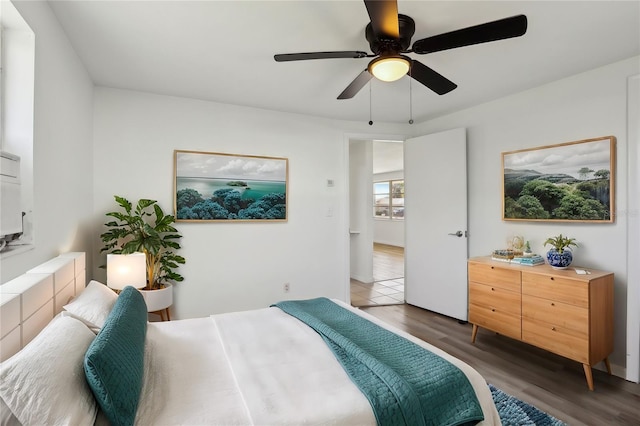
(350, 243, 404, 307)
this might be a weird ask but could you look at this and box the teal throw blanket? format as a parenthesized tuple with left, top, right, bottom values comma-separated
(273, 298, 483, 426)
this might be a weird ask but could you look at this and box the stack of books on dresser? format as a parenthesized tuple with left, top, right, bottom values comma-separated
(491, 249, 520, 262)
(510, 254, 545, 266)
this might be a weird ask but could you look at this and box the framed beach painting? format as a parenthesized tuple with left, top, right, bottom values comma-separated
(174, 150, 288, 222)
(502, 136, 615, 223)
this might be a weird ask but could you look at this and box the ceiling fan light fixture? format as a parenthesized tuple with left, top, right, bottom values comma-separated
(368, 55, 410, 82)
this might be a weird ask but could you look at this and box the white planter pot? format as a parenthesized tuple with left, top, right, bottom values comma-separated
(140, 284, 173, 312)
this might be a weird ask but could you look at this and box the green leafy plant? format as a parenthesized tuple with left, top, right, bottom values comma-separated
(100, 196, 185, 289)
(544, 234, 577, 253)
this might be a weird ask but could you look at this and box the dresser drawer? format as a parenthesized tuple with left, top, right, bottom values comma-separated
(522, 295, 588, 334)
(522, 318, 588, 363)
(468, 262, 520, 292)
(522, 272, 588, 308)
(469, 303, 521, 340)
(469, 282, 521, 316)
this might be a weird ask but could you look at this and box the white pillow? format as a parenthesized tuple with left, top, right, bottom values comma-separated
(63, 280, 118, 330)
(0, 315, 98, 425)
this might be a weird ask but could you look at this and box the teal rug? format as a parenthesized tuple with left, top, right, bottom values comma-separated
(489, 384, 567, 426)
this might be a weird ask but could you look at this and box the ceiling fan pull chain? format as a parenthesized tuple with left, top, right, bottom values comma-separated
(408, 73, 414, 124)
(369, 82, 373, 125)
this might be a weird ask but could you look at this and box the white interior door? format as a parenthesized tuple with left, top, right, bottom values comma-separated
(404, 128, 468, 320)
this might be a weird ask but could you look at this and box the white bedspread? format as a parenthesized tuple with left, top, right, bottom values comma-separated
(134, 300, 500, 425)
(134, 318, 252, 425)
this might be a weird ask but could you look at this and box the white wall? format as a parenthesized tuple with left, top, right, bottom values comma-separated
(1, 0, 95, 282)
(626, 74, 639, 382)
(413, 56, 640, 379)
(91, 88, 405, 319)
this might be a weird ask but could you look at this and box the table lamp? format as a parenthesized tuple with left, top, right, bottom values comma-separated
(107, 253, 147, 290)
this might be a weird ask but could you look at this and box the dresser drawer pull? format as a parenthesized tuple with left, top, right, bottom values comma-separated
(491, 287, 495, 291)
(551, 327, 556, 331)
(550, 277, 555, 280)
(490, 266, 494, 269)
(551, 302, 555, 306)
(491, 308, 496, 312)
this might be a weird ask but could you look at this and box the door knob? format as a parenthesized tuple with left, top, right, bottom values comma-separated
(448, 231, 463, 237)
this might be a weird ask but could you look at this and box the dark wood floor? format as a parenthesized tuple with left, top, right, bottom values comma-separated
(362, 303, 640, 426)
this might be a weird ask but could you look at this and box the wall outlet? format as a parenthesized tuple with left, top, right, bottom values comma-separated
(283, 282, 290, 293)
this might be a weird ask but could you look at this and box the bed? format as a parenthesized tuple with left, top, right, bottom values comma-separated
(0, 253, 500, 426)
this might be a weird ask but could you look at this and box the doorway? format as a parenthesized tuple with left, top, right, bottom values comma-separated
(349, 139, 405, 307)
(347, 129, 468, 318)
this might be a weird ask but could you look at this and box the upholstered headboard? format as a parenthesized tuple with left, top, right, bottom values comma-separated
(0, 252, 86, 361)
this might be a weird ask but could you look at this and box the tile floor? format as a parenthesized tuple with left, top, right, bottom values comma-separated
(350, 278, 405, 307)
(350, 243, 405, 307)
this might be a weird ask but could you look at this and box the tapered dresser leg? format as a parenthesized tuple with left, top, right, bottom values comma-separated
(604, 357, 612, 375)
(471, 324, 478, 343)
(583, 364, 595, 391)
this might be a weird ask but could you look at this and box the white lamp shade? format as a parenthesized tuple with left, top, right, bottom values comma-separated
(369, 56, 410, 82)
(107, 253, 147, 290)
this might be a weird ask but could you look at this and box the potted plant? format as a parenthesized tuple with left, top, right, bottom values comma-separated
(544, 234, 577, 269)
(100, 196, 185, 311)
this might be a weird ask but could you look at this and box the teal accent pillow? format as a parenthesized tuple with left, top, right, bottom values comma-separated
(84, 286, 148, 426)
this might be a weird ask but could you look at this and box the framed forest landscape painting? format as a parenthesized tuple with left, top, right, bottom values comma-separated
(174, 150, 288, 222)
(502, 136, 615, 222)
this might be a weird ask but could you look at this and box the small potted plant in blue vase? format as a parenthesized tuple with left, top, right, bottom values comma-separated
(544, 234, 577, 269)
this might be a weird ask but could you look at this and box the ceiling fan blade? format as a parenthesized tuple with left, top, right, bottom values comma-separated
(337, 69, 373, 99)
(364, 0, 399, 39)
(412, 15, 528, 54)
(274, 51, 369, 62)
(409, 60, 457, 95)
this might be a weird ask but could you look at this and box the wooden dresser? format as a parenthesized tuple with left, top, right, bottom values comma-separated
(468, 256, 614, 390)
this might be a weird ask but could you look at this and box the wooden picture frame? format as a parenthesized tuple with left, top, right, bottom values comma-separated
(502, 136, 615, 222)
(174, 150, 288, 222)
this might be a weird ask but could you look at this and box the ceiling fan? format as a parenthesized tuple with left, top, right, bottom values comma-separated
(274, 0, 527, 99)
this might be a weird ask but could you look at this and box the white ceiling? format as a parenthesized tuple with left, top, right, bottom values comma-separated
(47, 1, 640, 125)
